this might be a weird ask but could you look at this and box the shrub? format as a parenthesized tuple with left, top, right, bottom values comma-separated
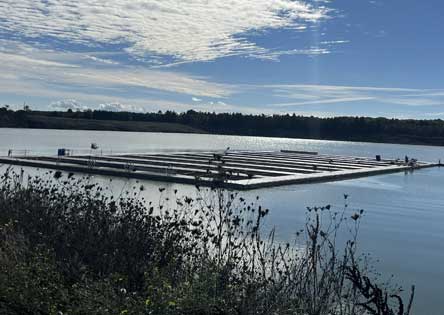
(0, 168, 414, 314)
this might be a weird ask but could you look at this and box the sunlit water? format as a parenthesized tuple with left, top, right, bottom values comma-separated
(1, 128, 443, 314)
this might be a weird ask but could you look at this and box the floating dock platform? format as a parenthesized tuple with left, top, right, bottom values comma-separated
(0, 150, 438, 190)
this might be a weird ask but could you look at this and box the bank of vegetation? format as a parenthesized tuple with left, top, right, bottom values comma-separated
(2, 106, 444, 146)
(0, 108, 203, 134)
(0, 168, 414, 314)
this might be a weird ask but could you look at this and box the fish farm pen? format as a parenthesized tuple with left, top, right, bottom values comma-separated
(0, 150, 439, 190)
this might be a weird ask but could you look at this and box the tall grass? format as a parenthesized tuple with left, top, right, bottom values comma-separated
(0, 168, 414, 315)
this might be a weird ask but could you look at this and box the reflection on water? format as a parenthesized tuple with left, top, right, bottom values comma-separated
(1, 128, 443, 163)
(333, 176, 404, 191)
(1, 128, 443, 314)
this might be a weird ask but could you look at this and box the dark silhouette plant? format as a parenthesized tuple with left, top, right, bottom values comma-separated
(0, 167, 414, 315)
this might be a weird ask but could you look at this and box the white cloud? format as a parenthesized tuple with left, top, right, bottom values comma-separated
(192, 97, 202, 102)
(47, 97, 259, 114)
(50, 100, 161, 113)
(0, 0, 328, 64)
(98, 102, 144, 112)
(50, 99, 87, 111)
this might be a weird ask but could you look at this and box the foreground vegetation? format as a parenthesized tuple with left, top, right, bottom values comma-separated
(0, 168, 414, 314)
(2, 106, 444, 146)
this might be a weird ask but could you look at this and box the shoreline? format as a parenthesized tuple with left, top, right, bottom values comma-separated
(1, 125, 444, 149)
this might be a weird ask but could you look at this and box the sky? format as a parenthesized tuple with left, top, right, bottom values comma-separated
(0, 0, 444, 118)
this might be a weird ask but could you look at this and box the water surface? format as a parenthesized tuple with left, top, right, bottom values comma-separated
(1, 128, 443, 314)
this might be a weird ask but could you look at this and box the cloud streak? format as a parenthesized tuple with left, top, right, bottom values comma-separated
(0, 41, 234, 98)
(263, 84, 444, 107)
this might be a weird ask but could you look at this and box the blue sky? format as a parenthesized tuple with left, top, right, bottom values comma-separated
(0, 0, 443, 118)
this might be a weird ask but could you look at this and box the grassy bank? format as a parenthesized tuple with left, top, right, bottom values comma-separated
(0, 113, 205, 134)
(0, 169, 414, 315)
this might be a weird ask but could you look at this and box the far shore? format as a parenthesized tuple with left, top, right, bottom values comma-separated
(1, 108, 444, 147)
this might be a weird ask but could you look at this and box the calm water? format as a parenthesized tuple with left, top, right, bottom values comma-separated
(1, 128, 443, 314)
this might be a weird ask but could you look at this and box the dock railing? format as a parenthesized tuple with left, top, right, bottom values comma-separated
(6, 149, 30, 158)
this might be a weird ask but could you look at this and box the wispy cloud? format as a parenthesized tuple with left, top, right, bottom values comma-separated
(84, 55, 120, 65)
(320, 40, 350, 45)
(251, 48, 330, 61)
(0, 0, 329, 64)
(0, 40, 234, 99)
(2, 44, 444, 116)
(262, 84, 444, 108)
(0, 41, 261, 113)
(273, 97, 375, 107)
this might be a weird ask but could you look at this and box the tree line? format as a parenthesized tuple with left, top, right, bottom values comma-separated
(2, 106, 444, 145)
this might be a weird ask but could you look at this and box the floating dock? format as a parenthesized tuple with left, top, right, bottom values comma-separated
(0, 150, 438, 190)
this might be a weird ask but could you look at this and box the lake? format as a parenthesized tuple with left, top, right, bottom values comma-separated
(1, 128, 443, 314)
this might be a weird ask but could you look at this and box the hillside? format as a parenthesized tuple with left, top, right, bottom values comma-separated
(0, 112, 204, 134)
